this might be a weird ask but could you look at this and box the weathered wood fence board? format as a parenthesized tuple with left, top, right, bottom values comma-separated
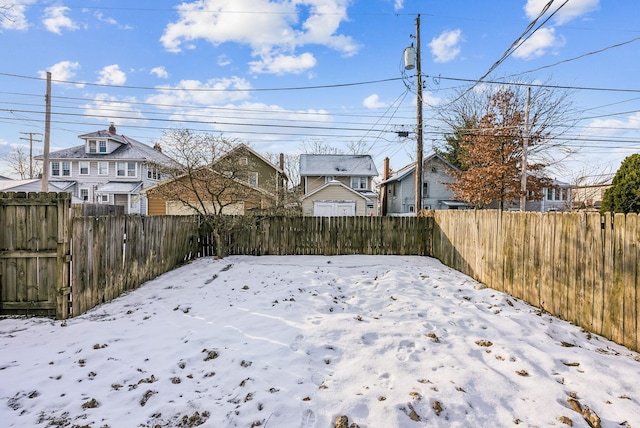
(0, 192, 71, 318)
(432, 210, 640, 353)
(71, 215, 199, 316)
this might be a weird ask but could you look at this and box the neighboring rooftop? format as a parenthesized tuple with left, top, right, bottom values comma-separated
(299, 154, 379, 177)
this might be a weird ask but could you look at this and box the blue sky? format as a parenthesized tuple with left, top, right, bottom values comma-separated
(0, 0, 638, 184)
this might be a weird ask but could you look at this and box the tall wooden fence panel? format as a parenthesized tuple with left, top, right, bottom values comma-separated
(432, 210, 639, 353)
(71, 215, 199, 316)
(0, 192, 72, 318)
(200, 215, 433, 257)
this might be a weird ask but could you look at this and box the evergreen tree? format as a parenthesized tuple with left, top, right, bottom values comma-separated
(601, 154, 640, 213)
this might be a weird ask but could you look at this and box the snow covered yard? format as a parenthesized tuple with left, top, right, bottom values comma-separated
(1, 255, 639, 427)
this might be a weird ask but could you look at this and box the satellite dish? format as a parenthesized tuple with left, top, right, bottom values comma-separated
(404, 46, 416, 70)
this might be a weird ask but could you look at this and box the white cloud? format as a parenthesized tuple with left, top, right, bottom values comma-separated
(160, 0, 358, 74)
(525, 0, 599, 25)
(217, 55, 232, 67)
(512, 27, 565, 60)
(145, 77, 253, 107)
(43, 6, 78, 34)
(363, 94, 387, 109)
(249, 52, 317, 75)
(429, 29, 463, 63)
(394, 0, 404, 11)
(1, 1, 37, 31)
(97, 64, 127, 85)
(83, 94, 145, 125)
(150, 66, 169, 79)
(38, 61, 82, 86)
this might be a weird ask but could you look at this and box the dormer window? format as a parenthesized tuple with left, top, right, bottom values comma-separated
(99, 140, 107, 153)
(88, 140, 97, 153)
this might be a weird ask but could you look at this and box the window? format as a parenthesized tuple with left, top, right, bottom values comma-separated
(88, 140, 96, 153)
(546, 188, 553, 200)
(556, 188, 563, 201)
(325, 176, 335, 183)
(248, 172, 258, 187)
(62, 162, 71, 176)
(423, 182, 429, 198)
(147, 166, 161, 180)
(99, 194, 109, 204)
(79, 161, 89, 175)
(130, 194, 139, 209)
(51, 162, 60, 176)
(117, 162, 136, 177)
(98, 140, 107, 153)
(351, 176, 367, 190)
(239, 157, 248, 165)
(80, 188, 89, 201)
(98, 162, 108, 176)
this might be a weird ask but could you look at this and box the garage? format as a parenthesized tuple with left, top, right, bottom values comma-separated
(312, 200, 356, 217)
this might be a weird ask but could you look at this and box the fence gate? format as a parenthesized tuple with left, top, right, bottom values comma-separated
(0, 192, 72, 319)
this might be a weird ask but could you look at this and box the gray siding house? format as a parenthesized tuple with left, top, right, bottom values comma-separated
(36, 124, 173, 214)
(381, 153, 468, 215)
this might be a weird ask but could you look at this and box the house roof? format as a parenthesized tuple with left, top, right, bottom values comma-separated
(299, 154, 378, 177)
(36, 131, 172, 164)
(381, 152, 459, 184)
(0, 179, 83, 202)
(96, 181, 143, 194)
(219, 143, 286, 176)
(301, 180, 373, 201)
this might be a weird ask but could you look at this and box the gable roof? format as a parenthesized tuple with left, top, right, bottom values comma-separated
(299, 154, 378, 177)
(301, 180, 373, 201)
(381, 152, 459, 184)
(218, 143, 286, 176)
(36, 130, 172, 164)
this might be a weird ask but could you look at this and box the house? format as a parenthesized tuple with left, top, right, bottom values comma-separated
(572, 182, 611, 211)
(35, 124, 173, 214)
(143, 143, 288, 216)
(299, 154, 379, 216)
(521, 179, 573, 212)
(380, 153, 469, 215)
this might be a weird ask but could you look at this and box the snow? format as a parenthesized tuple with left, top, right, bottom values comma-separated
(1, 255, 638, 427)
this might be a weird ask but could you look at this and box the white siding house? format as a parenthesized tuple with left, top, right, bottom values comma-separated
(35, 124, 173, 214)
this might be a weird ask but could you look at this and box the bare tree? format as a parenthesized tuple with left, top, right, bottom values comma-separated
(4, 146, 42, 179)
(148, 129, 278, 257)
(300, 139, 343, 155)
(437, 78, 577, 208)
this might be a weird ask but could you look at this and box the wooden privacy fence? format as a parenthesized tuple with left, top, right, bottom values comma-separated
(432, 210, 639, 353)
(0, 192, 72, 318)
(201, 215, 433, 257)
(71, 215, 199, 316)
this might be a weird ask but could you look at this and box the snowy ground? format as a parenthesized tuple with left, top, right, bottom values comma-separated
(1, 255, 639, 428)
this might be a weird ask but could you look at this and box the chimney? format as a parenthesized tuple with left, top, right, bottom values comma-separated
(279, 153, 285, 170)
(108, 122, 116, 135)
(383, 157, 390, 180)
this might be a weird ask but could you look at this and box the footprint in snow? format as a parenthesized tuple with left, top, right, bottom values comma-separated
(290, 334, 304, 352)
(301, 408, 316, 428)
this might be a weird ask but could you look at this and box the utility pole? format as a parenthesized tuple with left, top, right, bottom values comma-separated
(42, 72, 51, 192)
(414, 14, 424, 214)
(520, 87, 531, 212)
(19, 132, 42, 179)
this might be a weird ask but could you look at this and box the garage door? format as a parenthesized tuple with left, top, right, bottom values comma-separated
(313, 201, 356, 216)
